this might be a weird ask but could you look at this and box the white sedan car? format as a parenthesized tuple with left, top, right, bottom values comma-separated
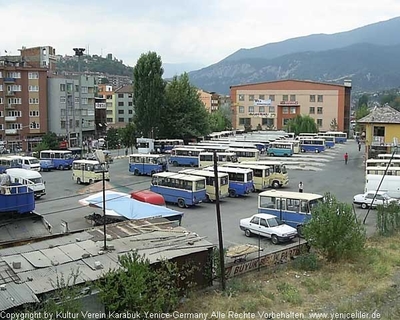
(239, 213, 298, 244)
(353, 191, 398, 209)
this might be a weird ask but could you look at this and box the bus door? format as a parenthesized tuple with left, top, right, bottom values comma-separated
(283, 198, 302, 227)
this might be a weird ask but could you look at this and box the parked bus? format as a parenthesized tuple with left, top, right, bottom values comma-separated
(136, 137, 155, 154)
(377, 154, 400, 160)
(154, 139, 184, 153)
(366, 166, 400, 176)
(169, 147, 204, 167)
(300, 138, 326, 153)
(319, 131, 347, 143)
(267, 141, 294, 157)
(8, 156, 41, 171)
(242, 160, 289, 188)
(258, 190, 324, 232)
(128, 154, 168, 176)
(284, 140, 300, 154)
(227, 148, 260, 162)
(72, 160, 110, 184)
(366, 159, 400, 168)
(316, 135, 335, 148)
(189, 144, 229, 153)
(198, 152, 238, 168)
(40, 150, 74, 170)
(204, 166, 254, 197)
(6, 168, 46, 199)
(298, 133, 318, 138)
(221, 163, 272, 191)
(179, 169, 229, 201)
(150, 172, 207, 208)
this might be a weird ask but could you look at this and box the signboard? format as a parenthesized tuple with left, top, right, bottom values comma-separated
(279, 101, 299, 105)
(225, 243, 309, 278)
(249, 112, 276, 118)
(254, 99, 272, 106)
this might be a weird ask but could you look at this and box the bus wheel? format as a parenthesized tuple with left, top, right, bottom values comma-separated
(245, 229, 252, 237)
(150, 170, 155, 176)
(173, 161, 178, 167)
(177, 198, 186, 208)
(58, 165, 64, 170)
(89, 179, 93, 185)
(229, 189, 236, 198)
(315, 149, 320, 153)
(134, 169, 139, 176)
(77, 178, 81, 185)
(272, 181, 280, 189)
(270, 153, 274, 157)
(271, 234, 279, 245)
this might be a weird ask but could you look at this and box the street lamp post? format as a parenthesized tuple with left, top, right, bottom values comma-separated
(73, 48, 85, 159)
(95, 149, 107, 251)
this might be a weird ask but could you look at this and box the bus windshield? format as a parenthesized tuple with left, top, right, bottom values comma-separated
(196, 180, 206, 190)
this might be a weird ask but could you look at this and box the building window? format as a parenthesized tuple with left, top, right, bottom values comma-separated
(269, 106, 275, 113)
(290, 107, 296, 114)
(60, 121, 66, 129)
(118, 93, 124, 98)
(282, 95, 288, 102)
(81, 86, 88, 94)
(248, 94, 254, 101)
(107, 117, 113, 122)
(29, 110, 40, 117)
(373, 126, 385, 137)
(7, 111, 22, 117)
(317, 95, 323, 102)
(0, 111, 3, 117)
(248, 106, 254, 113)
(7, 85, 21, 92)
(118, 118, 124, 122)
(106, 110, 113, 115)
(309, 107, 315, 114)
(0, 124, 3, 130)
(128, 110, 133, 114)
(74, 85, 79, 92)
(239, 106, 244, 113)
(317, 119, 323, 127)
(29, 98, 39, 104)
(0, 85, 2, 91)
(60, 96, 66, 103)
(60, 84, 66, 92)
(310, 95, 316, 102)
(81, 98, 88, 105)
(269, 95, 275, 101)
(106, 95, 112, 99)
(8, 98, 22, 104)
(317, 107, 323, 114)
(30, 121, 40, 129)
(118, 102, 124, 107)
(118, 110, 124, 114)
(61, 109, 66, 116)
(7, 72, 21, 78)
(28, 72, 39, 79)
(290, 95, 296, 101)
(259, 95, 265, 100)
(238, 94, 245, 101)
(0, 72, 2, 78)
(262, 118, 274, 127)
(0, 98, 3, 104)
(239, 118, 251, 125)
(259, 106, 265, 113)
(28, 85, 39, 92)
(74, 97, 79, 104)
(282, 107, 289, 114)
(128, 102, 133, 106)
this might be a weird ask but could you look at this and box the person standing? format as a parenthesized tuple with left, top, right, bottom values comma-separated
(344, 152, 349, 165)
(298, 181, 304, 193)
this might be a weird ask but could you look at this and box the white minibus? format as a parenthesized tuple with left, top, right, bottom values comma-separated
(6, 168, 46, 199)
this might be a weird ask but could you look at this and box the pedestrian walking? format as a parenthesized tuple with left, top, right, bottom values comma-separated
(344, 152, 349, 165)
(358, 143, 361, 152)
(298, 181, 304, 193)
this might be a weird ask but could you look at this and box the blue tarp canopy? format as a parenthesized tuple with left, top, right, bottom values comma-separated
(79, 190, 183, 220)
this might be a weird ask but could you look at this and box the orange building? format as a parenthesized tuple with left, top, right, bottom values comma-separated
(197, 89, 219, 113)
(230, 79, 352, 133)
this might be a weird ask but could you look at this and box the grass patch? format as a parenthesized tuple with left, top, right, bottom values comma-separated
(276, 282, 303, 305)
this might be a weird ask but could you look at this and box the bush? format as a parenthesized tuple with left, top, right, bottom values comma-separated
(292, 252, 320, 271)
(303, 193, 366, 262)
(376, 202, 400, 236)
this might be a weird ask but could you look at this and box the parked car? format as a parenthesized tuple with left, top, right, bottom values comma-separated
(353, 191, 399, 209)
(239, 213, 298, 244)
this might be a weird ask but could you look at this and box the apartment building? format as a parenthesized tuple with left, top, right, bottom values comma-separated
(97, 84, 114, 124)
(95, 96, 107, 138)
(197, 89, 220, 113)
(230, 79, 352, 133)
(113, 85, 134, 126)
(47, 75, 96, 145)
(0, 60, 48, 152)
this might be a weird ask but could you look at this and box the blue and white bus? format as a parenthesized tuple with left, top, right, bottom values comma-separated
(198, 152, 238, 168)
(129, 154, 168, 176)
(299, 138, 326, 153)
(319, 131, 347, 143)
(258, 190, 323, 232)
(40, 150, 74, 170)
(136, 138, 155, 154)
(227, 148, 260, 162)
(154, 139, 184, 153)
(189, 143, 229, 153)
(267, 141, 293, 157)
(150, 172, 207, 208)
(316, 135, 335, 148)
(169, 147, 205, 167)
(204, 166, 254, 197)
(0, 157, 22, 173)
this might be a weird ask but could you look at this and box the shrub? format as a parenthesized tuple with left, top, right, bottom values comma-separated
(292, 252, 319, 271)
(376, 202, 400, 236)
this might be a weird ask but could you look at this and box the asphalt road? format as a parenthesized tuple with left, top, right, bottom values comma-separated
(35, 140, 373, 254)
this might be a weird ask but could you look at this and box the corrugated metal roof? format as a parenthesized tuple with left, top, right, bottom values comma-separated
(0, 282, 38, 311)
(82, 253, 119, 272)
(39, 247, 73, 265)
(2, 255, 36, 274)
(19, 267, 57, 294)
(22, 251, 53, 268)
(58, 243, 93, 261)
(75, 240, 103, 256)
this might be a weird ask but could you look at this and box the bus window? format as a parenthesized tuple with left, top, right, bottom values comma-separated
(300, 200, 309, 213)
(260, 196, 276, 209)
(277, 199, 286, 210)
(286, 199, 300, 212)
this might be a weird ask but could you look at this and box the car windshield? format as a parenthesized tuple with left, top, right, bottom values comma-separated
(29, 158, 40, 164)
(267, 217, 284, 227)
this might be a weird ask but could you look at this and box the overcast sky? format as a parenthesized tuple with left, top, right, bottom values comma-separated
(2, 0, 399, 67)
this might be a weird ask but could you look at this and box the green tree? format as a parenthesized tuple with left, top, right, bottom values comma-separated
(208, 108, 232, 132)
(133, 52, 165, 138)
(357, 94, 369, 108)
(119, 122, 137, 152)
(41, 132, 59, 149)
(355, 105, 370, 132)
(106, 127, 120, 149)
(303, 193, 366, 262)
(159, 73, 210, 139)
(285, 115, 318, 135)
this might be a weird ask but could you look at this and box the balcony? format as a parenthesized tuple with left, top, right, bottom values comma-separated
(5, 129, 18, 135)
(5, 116, 17, 122)
(3, 78, 16, 83)
(5, 91, 15, 96)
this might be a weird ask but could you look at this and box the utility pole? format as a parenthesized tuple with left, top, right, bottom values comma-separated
(73, 48, 85, 158)
(65, 80, 71, 148)
(213, 151, 225, 291)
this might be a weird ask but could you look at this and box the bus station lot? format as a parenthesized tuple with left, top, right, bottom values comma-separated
(35, 140, 371, 255)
